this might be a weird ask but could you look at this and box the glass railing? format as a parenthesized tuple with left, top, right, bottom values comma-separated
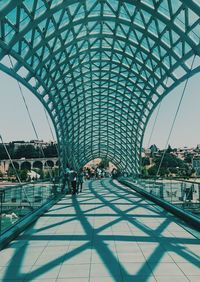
(0, 179, 61, 235)
(122, 177, 200, 218)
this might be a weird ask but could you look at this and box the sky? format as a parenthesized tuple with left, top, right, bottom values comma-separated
(0, 68, 200, 149)
(143, 71, 200, 149)
(0, 70, 56, 143)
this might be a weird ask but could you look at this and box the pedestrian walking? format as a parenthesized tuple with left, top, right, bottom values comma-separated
(69, 170, 77, 195)
(62, 166, 70, 193)
(77, 169, 84, 193)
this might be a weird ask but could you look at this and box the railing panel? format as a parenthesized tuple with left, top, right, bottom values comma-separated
(124, 177, 200, 219)
(0, 180, 61, 235)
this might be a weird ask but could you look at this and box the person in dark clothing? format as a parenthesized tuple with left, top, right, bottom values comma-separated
(69, 170, 77, 195)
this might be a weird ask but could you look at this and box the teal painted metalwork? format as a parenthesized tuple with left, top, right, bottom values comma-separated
(0, 0, 199, 173)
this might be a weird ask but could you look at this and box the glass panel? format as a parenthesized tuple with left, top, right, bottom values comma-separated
(0, 180, 61, 235)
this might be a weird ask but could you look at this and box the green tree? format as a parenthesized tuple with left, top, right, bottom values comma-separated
(14, 145, 40, 159)
(166, 145, 173, 153)
(147, 152, 190, 177)
(33, 168, 44, 179)
(7, 167, 16, 177)
(43, 143, 58, 157)
(149, 144, 158, 156)
(19, 169, 28, 181)
(99, 158, 109, 169)
(154, 153, 185, 169)
(142, 157, 150, 166)
(0, 144, 9, 159)
(184, 153, 193, 164)
(148, 166, 157, 176)
(141, 166, 149, 177)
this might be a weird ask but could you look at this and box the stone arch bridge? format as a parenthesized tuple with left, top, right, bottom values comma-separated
(0, 157, 59, 173)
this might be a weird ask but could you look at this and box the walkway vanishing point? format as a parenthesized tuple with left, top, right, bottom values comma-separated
(0, 179, 199, 282)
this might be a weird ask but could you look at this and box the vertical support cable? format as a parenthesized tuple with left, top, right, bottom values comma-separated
(8, 55, 54, 180)
(156, 55, 196, 178)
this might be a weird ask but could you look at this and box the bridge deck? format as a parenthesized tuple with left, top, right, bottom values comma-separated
(0, 179, 199, 281)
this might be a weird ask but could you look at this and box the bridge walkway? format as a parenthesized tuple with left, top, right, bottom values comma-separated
(0, 179, 199, 281)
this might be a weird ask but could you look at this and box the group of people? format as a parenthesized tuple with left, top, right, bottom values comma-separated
(84, 167, 107, 179)
(62, 168, 84, 195)
(62, 166, 118, 194)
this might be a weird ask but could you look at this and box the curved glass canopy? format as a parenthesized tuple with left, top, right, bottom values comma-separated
(0, 0, 199, 173)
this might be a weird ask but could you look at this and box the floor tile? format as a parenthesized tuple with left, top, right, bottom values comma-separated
(177, 262, 200, 276)
(0, 179, 199, 282)
(90, 263, 121, 278)
(187, 276, 200, 281)
(58, 264, 90, 278)
(121, 262, 153, 276)
(155, 276, 189, 282)
(148, 262, 186, 276)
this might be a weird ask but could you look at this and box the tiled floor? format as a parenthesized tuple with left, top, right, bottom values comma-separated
(0, 179, 199, 281)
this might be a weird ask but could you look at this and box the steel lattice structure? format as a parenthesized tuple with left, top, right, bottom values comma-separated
(0, 0, 200, 174)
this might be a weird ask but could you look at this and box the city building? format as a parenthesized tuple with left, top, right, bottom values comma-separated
(192, 156, 200, 175)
